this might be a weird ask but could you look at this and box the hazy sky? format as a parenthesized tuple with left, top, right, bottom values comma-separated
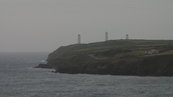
(0, 0, 173, 52)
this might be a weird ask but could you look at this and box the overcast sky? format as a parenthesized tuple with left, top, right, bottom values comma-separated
(0, 0, 173, 52)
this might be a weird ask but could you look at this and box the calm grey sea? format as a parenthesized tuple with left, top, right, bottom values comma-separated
(0, 52, 173, 97)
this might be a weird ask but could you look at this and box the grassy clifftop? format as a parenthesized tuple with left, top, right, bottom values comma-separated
(47, 40, 173, 76)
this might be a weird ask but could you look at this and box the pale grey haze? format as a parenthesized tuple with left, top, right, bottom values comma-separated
(0, 0, 173, 52)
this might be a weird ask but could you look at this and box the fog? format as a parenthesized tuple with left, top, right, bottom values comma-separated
(0, 0, 173, 52)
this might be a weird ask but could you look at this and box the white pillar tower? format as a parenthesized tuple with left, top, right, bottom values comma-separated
(105, 32, 108, 41)
(126, 34, 129, 40)
(78, 34, 81, 44)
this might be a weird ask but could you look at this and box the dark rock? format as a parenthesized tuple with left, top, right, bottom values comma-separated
(35, 64, 52, 69)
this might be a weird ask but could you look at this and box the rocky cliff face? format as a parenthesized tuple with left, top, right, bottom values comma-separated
(46, 40, 173, 76)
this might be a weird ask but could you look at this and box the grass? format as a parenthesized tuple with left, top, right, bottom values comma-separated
(70, 40, 173, 58)
(159, 50, 173, 55)
(113, 51, 145, 58)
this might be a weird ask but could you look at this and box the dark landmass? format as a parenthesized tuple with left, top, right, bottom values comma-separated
(39, 40, 173, 76)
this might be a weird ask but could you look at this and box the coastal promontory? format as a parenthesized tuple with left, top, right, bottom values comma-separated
(42, 40, 173, 76)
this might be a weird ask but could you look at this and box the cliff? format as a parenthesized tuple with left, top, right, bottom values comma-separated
(45, 40, 173, 76)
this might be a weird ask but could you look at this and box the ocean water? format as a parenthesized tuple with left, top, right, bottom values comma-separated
(0, 53, 173, 97)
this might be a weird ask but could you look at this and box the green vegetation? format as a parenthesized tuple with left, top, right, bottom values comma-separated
(46, 40, 173, 76)
(159, 50, 173, 55)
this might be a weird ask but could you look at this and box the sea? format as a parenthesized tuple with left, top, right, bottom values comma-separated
(0, 52, 173, 97)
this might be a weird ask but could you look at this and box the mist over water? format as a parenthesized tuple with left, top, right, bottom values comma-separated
(0, 53, 173, 97)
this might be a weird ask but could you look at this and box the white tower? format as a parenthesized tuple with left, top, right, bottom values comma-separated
(105, 32, 108, 41)
(78, 34, 81, 44)
(126, 34, 129, 40)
